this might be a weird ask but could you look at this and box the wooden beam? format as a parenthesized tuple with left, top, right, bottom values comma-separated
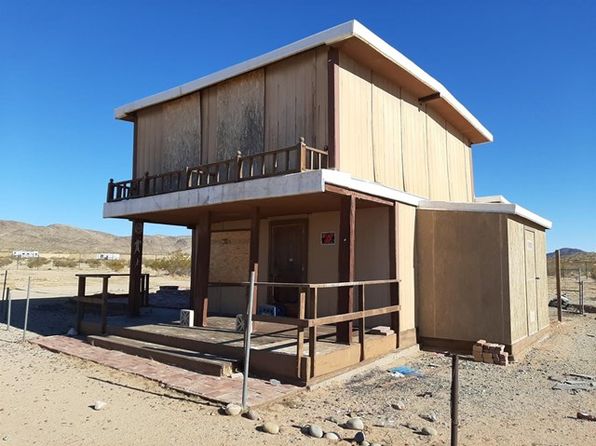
(309, 288, 318, 379)
(418, 92, 440, 104)
(249, 207, 260, 314)
(325, 184, 394, 207)
(388, 204, 400, 347)
(327, 46, 340, 169)
(296, 289, 306, 379)
(337, 194, 355, 343)
(312, 305, 401, 327)
(358, 284, 365, 361)
(128, 220, 143, 317)
(194, 213, 211, 327)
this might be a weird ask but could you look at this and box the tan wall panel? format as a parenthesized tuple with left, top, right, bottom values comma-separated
(398, 203, 417, 332)
(338, 54, 375, 181)
(264, 47, 328, 150)
(401, 90, 430, 197)
(426, 109, 450, 200)
(507, 218, 528, 343)
(534, 229, 549, 330)
(201, 69, 265, 163)
(371, 73, 404, 189)
(446, 124, 470, 201)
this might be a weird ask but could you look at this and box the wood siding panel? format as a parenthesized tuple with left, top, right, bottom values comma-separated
(337, 54, 374, 181)
(200, 69, 265, 163)
(446, 123, 469, 201)
(426, 109, 450, 200)
(534, 229, 549, 330)
(371, 73, 403, 189)
(507, 218, 528, 343)
(264, 47, 328, 150)
(401, 90, 430, 197)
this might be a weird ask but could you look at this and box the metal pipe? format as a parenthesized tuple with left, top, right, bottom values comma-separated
(1, 270, 6, 316)
(241, 270, 256, 409)
(22, 277, 31, 342)
(6, 287, 11, 330)
(451, 354, 459, 446)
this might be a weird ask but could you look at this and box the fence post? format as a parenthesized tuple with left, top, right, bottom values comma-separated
(555, 250, 562, 322)
(241, 270, 256, 410)
(22, 277, 31, 342)
(1, 270, 7, 316)
(5, 288, 11, 330)
(451, 354, 459, 446)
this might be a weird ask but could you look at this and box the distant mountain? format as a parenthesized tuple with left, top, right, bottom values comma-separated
(0, 220, 190, 255)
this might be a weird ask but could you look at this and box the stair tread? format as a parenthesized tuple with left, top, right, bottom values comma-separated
(87, 334, 239, 366)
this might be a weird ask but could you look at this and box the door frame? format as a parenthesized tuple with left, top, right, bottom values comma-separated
(268, 218, 309, 289)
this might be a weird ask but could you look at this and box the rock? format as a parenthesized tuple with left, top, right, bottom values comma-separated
(420, 426, 437, 436)
(244, 409, 259, 420)
(224, 403, 242, 416)
(92, 400, 107, 411)
(262, 422, 279, 434)
(354, 431, 366, 443)
(325, 416, 342, 424)
(66, 327, 78, 336)
(371, 443, 382, 446)
(308, 424, 323, 438)
(421, 412, 438, 422)
(269, 379, 281, 386)
(345, 417, 364, 430)
(361, 442, 370, 446)
(391, 401, 405, 410)
(324, 432, 340, 441)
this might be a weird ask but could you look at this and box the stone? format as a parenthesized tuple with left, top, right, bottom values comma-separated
(269, 379, 281, 386)
(354, 431, 366, 443)
(324, 432, 340, 442)
(371, 443, 382, 446)
(346, 417, 364, 430)
(325, 416, 342, 424)
(308, 424, 323, 438)
(224, 403, 242, 416)
(244, 409, 259, 420)
(262, 422, 279, 434)
(391, 401, 405, 410)
(421, 412, 437, 422)
(92, 400, 107, 411)
(66, 327, 78, 336)
(420, 426, 437, 436)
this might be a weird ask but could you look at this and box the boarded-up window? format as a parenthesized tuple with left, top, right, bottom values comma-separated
(209, 231, 249, 282)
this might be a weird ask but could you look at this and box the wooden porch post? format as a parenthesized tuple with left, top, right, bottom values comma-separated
(388, 203, 400, 348)
(249, 207, 260, 314)
(193, 213, 211, 327)
(128, 220, 144, 317)
(337, 195, 355, 344)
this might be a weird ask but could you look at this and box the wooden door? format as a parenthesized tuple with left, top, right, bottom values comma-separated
(269, 220, 308, 314)
(524, 229, 538, 335)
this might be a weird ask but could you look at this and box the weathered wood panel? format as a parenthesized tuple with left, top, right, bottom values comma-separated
(136, 92, 201, 177)
(209, 231, 250, 282)
(507, 218, 528, 343)
(337, 54, 374, 180)
(264, 47, 328, 150)
(201, 69, 265, 163)
(401, 90, 430, 197)
(534, 229, 549, 331)
(426, 109, 450, 200)
(446, 123, 470, 201)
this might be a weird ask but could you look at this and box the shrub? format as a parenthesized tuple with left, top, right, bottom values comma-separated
(84, 259, 101, 268)
(0, 257, 11, 268)
(27, 257, 50, 269)
(145, 251, 191, 276)
(52, 258, 78, 269)
(105, 259, 127, 272)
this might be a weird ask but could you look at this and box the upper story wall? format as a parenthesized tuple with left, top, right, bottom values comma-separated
(134, 46, 328, 178)
(337, 52, 474, 202)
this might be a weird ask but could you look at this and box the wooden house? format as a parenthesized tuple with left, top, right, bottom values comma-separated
(91, 21, 551, 384)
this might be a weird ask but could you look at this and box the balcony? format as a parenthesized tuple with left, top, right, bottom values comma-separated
(107, 140, 329, 203)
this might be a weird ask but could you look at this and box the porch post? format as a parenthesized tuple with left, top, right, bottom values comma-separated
(388, 203, 400, 348)
(337, 195, 355, 344)
(249, 207, 260, 314)
(128, 220, 144, 316)
(193, 213, 211, 327)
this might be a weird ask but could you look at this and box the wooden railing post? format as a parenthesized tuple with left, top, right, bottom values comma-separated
(76, 276, 86, 333)
(107, 179, 114, 202)
(358, 284, 365, 362)
(101, 277, 109, 334)
(299, 137, 307, 171)
(235, 151, 243, 181)
(309, 287, 318, 378)
(143, 172, 150, 196)
(296, 288, 306, 379)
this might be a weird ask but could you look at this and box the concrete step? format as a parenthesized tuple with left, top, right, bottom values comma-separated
(87, 335, 238, 377)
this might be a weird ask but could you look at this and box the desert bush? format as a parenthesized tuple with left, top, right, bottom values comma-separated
(52, 258, 78, 269)
(0, 257, 11, 268)
(27, 257, 50, 269)
(145, 251, 191, 276)
(105, 259, 127, 272)
(84, 259, 101, 268)
(591, 265, 596, 280)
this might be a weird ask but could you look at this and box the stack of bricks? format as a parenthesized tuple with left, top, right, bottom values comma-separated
(472, 340, 509, 366)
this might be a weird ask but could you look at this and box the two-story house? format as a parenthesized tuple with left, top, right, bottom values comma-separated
(96, 21, 551, 384)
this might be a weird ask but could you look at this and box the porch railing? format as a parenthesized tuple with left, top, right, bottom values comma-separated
(209, 278, 400, 381)
(107, 139, 328, 202)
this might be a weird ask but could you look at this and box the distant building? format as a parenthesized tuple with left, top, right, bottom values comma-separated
(12, 250, 39, 258)
(96, 253, 121, 260)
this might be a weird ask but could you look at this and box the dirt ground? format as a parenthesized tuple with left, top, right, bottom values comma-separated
(0, 272, 594, 445)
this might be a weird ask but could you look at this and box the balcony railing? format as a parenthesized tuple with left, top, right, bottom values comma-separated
(107, 139, 329, 202)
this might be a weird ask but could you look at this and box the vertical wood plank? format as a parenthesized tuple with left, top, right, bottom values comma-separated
(358, 284, 365, 361)
(296, 289, 306, 379)
(249, 208, 260, 314)
(388, 203, 400, 347)
(337, 194, 355, 343)
(194, 213, 211, 326)
(327, 46, 339, 168)
(128, 220, 144, 317)
(101, 277, 109, 334)
(309, 288, 318, 379)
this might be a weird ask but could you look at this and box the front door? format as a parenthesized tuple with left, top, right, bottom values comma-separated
(524, 229, 538, 335)
(269, 219, 308, 315)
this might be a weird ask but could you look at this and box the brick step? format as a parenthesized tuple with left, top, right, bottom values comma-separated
(87, 335, 239, 377)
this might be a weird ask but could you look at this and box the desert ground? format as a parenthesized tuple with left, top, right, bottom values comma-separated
(0, 267, 594, 446)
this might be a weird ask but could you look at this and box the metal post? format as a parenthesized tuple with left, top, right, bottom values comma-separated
(241, 270, 256, 410)
(22, 277, 31, 342)
(6, 288, 11, 330)
(555, 250, 562, 322)
(579, 281, 585, 315)
(451, 354, 459, 446)
(1, 270, 6, 316)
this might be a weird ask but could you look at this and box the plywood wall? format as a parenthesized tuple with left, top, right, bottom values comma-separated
(135, 92, 201, 177)
(264, 47, 328, 150)
(337, 52, 474, 201)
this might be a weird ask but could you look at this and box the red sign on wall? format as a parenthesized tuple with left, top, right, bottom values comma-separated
(321, 232, 336, 245)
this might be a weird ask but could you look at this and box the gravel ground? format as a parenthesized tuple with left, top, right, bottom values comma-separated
(1, 302, 594, 445)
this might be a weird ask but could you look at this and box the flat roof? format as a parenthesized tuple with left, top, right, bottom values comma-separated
(115, 20, 493, 144)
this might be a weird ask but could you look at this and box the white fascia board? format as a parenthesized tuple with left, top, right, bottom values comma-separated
(113, 20, 492, 143)
(419, 200, 552, 229)
(474, 195, 511, 204)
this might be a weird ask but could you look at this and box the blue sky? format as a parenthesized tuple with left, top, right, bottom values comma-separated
(1, 1, 594, 250)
